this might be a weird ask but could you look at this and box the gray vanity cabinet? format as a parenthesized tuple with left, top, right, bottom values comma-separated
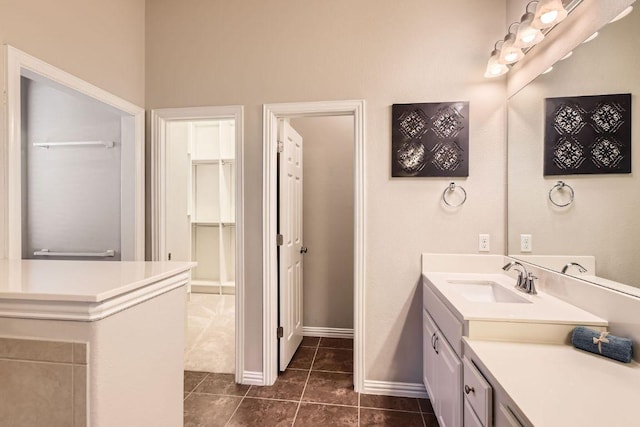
(423, 284, 463, 427)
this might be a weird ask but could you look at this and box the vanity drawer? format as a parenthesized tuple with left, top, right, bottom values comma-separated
(463, 357, 492, 426)
(423, 282, 463, 356)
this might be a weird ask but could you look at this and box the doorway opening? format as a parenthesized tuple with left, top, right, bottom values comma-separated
(151, 106, 244, 380)
(262, 100, 366, 391)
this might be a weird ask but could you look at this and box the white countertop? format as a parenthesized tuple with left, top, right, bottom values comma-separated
(465, 339, 640, 427)
(0, 260, 196, 321)
(424, 272, 607, 326)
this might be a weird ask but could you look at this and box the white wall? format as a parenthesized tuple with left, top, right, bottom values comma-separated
(290, 116, 354, 330)
(146, 0, 507, 384)
(0, 0, 146, 106)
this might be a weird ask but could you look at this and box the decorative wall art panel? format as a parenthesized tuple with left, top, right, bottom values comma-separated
(544, 93, 632, 175)
(392, 102, 469, 177)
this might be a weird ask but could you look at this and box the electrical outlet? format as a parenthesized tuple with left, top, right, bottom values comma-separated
(479, 234, 490, 252)
(521, 234, 532, 252)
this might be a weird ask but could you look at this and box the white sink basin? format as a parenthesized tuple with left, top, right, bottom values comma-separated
(446, 280, 531, 304)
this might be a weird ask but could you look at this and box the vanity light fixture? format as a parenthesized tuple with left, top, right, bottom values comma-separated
(499, 24, 525, 64)
(532, 0, 568, 29)
(610, 6, 633, 23)
(583, 31, 599, 43)
(515, 2, 545, 48)
(484, 41, 509, 78)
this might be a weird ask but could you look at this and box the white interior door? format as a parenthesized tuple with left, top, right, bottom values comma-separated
(165, 121, 191, 262)
(278, 120, 304, 371)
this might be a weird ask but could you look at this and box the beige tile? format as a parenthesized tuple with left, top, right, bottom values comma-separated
(0, 337, 72, 363)
(73, 365, 87, 427)
(185, 293, 235, 373)
(73, 343, 87, 365)
(0, 359, 73, 427)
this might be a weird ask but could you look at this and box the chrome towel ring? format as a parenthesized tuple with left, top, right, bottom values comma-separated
(549, 180, 575, 207)
(442, 182, 467, 207)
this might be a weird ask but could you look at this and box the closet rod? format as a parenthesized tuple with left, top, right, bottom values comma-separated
(34, 140, 115, 148)
(33, 249, 115, 257)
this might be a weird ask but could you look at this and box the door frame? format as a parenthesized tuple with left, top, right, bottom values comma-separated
(262, 100, 366, 390)
(150, 105, 245, 383)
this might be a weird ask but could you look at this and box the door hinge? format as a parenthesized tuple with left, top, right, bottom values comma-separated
(277, 140, 284, 153)
(277, 326, 284, 338)
(168, 252, 172, 261)
(277, 234, 284, 246)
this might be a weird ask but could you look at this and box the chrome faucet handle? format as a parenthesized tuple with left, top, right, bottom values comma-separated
(525, 272, 538, 295)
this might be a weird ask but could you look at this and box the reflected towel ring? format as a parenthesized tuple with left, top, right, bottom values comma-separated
(548, 180, 575, 207)
(442, 182, 467, 207)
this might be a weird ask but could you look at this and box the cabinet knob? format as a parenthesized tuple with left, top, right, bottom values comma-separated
(300, 247, 308, 254)
(464, 385, 475, 395)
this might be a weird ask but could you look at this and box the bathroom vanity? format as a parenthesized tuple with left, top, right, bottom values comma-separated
(0, 260, 195, 427)
(420, 253, 640, 427)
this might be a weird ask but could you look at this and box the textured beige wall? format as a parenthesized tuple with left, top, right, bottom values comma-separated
(508, 9, 640, 287)
(290, 116, 354, 330)
(0, 0, 146, 106)
(146, 0, 507, 383)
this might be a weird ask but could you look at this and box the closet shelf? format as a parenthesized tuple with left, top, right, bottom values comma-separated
(191, 158, 235, 165)
(34, 140, 114, 148)
(191, 221, 235, 227)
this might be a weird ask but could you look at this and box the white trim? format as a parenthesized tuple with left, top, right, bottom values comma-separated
(0, 272, 190, 321)
(362, 380, 428, 399)
(1, 45, 145, 260)
(262, 100, 366, 390)
(302, 326, 353, 339)
(150, 105, 245, 385)
(241, 371, 264, 386)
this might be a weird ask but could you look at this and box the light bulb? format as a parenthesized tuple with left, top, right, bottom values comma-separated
(515, 12, 545, 48)
(560, 51, 573, 60)
(583, 32, 598, 43)
(610, 6, 633, 23)
(540, 10, 558, 24)
(532, 0, 568, 29)
(505, 52, 518, 62)
(484, 49, 509, 78)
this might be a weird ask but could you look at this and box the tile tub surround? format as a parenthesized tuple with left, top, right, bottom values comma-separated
(184, 337, 439, 426)
(0, 337, 87, 427)
(0, 261, 194, 427)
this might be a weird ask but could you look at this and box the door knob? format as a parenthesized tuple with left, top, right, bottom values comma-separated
(464, 385, 475, 395)
(300, 247, 308, 254)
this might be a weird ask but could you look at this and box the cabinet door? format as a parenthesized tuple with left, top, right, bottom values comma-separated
(464, 398, 484, 427)
(423, 310, 439, 402)
(435, 331, 462, 427)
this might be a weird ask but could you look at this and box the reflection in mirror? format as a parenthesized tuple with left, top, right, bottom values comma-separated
(507, 6, 640, 293)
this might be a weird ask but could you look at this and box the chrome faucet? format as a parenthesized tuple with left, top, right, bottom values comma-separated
(502, 261, 537, 294)
(561, 262, 587, 274)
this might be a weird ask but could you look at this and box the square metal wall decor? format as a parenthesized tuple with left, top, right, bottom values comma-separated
(391, 102, 469, 177)
(544, 93, 632, 175)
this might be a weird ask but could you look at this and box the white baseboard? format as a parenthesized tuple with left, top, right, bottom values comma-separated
(362, 380, 428, 399)
(302, 326, 354, 338)
(241, 371, 264, 386)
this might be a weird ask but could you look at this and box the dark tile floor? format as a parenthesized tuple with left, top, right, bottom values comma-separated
(184, 337, 439, 426)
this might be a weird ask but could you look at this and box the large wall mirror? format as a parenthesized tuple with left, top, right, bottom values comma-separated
(507, 4, 639, 294)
